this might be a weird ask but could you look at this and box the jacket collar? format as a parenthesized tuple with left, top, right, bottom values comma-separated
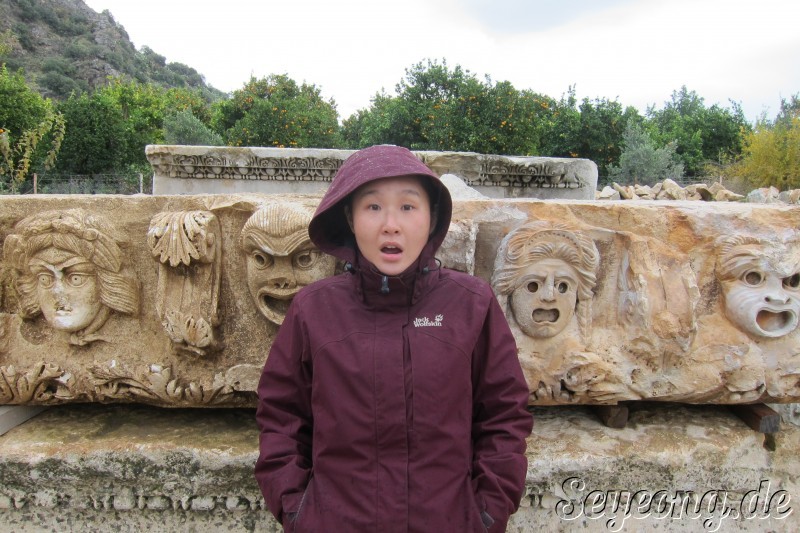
(349, 250, 439, 309)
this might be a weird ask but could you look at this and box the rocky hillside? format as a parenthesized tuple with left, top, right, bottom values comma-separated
(0, 0, 223, 99)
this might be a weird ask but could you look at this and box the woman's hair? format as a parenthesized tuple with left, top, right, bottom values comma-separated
(3, 209, 139, 319)
(492, 221, 599, 341)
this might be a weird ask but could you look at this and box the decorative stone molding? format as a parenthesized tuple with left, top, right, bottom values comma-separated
(148, 210, 222, 355)
(146, 145, 598, 199)
(2, 195, 800, 406)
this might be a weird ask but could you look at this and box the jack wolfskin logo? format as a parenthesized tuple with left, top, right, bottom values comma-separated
(414, 314, 444, 327)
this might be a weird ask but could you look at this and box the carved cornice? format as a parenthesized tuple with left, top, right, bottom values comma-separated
(145, 146, 592, 190)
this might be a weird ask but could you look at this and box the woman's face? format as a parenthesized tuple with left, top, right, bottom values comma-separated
(27, 247, 102, 332)
(510, 258, 580, 339)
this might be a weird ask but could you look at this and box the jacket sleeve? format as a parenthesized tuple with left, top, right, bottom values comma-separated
(470, 292, 533, 532)
(254, 302, 313, 525)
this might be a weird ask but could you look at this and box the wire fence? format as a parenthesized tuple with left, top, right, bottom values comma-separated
(14, 173, 152, 195)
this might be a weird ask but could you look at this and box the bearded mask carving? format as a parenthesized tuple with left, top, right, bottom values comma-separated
(241, 203, 336, 325)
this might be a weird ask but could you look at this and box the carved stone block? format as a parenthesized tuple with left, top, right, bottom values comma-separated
(1, 195, 800, 407)
(148, 210, 222, 355)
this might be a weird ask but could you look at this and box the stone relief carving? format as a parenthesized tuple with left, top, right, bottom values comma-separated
(716, 234, 800, 339)
(0, 488, 266, 513)
(2, 209, 139, 346)
(0, 362, 73, 403)
(240, 202, 335, 325)
(4, 195, 800, 406)
(147, 211, 222, 356)
(673, 234, 800, 403)
(149, 153, 343, 181)
(493, 221, 628, 404)
(477, 160, 583, 189)
(90, 362, 246, 407)
(493, 221, 598, 342)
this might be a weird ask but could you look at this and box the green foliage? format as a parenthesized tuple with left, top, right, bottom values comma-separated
(164, 109, 223, 146)
(341, 59, 553, 155)
(54, 79, 220, 175)
(607, 121, 684, 185)
(11, 0, 91, 37)
(539, 86, 644, 178)
(0, 29, 19, 57)
(648, 86, 749, 177)
(732, 98, 800, 190)
(100, 78, 168, 165)
(212, 74, 340, 148)
(0, 64, 65, 192)
(54, 90, 127, 175)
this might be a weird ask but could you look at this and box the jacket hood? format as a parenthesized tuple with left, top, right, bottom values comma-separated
(309, 145, 453, 266)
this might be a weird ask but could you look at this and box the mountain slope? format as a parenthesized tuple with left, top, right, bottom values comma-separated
(0, 0, 224, 99)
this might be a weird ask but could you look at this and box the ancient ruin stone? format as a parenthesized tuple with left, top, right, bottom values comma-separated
(2, 194, 800, 406)
(146, 145, 598, 200)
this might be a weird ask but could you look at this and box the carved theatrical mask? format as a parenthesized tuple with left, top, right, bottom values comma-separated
(241, 202, 335, 325)
(2, 209, 139, 345)
(716, 235, 800, 338)
(28, 247, 102, 332)
(494, 221, 598, 341)
(510, 258, 580, 338)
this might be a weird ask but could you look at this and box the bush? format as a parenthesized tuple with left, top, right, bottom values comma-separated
(608, 121, 684, 186)
(164, 109, 223, 146)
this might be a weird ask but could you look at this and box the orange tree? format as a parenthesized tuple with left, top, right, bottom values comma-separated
(342, 59, 552, 156)
(212, 75, 341, 148)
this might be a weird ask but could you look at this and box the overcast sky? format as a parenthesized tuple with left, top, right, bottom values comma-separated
(82, 0, 800, 123)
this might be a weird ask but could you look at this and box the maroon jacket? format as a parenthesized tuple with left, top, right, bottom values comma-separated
(255, 146, 532, 532)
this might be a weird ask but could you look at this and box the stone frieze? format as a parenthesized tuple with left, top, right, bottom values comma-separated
(2, 194, 800, 406)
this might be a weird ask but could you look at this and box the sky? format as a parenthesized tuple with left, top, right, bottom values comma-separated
(82, 0, 800, 124)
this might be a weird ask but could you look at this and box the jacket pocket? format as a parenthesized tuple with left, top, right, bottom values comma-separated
(283, 474, 313, 532)
(467, 473, 489, 532)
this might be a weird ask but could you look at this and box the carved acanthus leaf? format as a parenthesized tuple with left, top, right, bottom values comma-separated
(163, 310, 214, 356)
(91, 362, 235, 406)
(148, 211, 216, 267)
(0, 362, 71, 403)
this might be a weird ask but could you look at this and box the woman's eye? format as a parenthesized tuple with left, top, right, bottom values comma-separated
(37, 274, 55, 288)
(527, 281, 539, 293)
(743, 270, 763, 286)
(784, 273, 800, 289)
(252, 252, 273, 269)
(293, 250, 319, 269)
(557, 282, 569, 294)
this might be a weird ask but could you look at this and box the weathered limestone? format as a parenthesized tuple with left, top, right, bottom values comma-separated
(3, 195, 800, 406)
(0, 403, 796, 532)
(598, 179, 748, 203)
(146, 145, 598, 200)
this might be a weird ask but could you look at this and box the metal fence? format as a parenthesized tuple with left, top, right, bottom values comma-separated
(15, 173, 152, 195)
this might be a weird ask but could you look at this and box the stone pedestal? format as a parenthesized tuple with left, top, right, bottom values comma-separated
(0, 404, 796, 532)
